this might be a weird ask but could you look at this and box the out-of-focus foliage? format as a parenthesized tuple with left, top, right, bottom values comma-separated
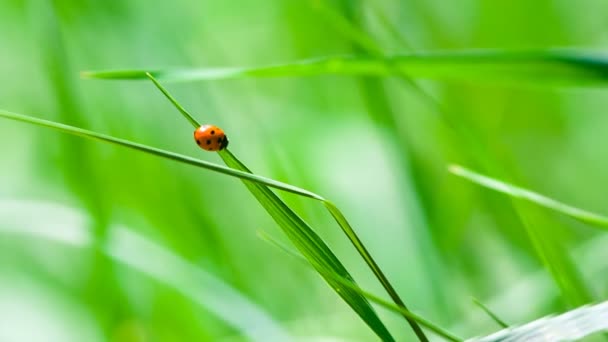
(1, 0, 608, 341)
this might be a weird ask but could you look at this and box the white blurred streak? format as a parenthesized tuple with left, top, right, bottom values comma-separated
(0, 198, 293, 342)
(106, 225, 294, 342)
(0, 199, 90, 246)
(467, 300, 608, 342)
(0, 274, 103, 342)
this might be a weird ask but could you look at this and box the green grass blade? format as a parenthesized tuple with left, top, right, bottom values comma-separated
(145, 76, 425, 340)
(258, 230, 463, 342)
(218, 150, 396, 341)
(471, 298, 509, 328)
(0, 109, 322, 201)
(0, 108, 396, 340)
(323, 201, 429, 338)
(145, 72, 200, 127)
(449, 165, 608, 229)
(83, 50, 608, 86)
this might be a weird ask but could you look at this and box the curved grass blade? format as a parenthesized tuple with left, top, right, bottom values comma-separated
(258, 230, 463, 342)
(217, 150, 395, 341)
(83, 50, 608, 86)
(0, 110, 323, 200)
(145, 74, 423, 339)
(471, 297, 508, 328)
(322, 200, 429, 339)
(466, 300, 608, 342)
(449, 165, 608, 229)
(0, 108, 395, 341)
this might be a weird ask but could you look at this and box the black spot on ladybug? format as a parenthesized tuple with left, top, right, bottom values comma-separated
(206, 140, 211, 145)
(196, 139, 200, 145)
(211, 130, 215, 135)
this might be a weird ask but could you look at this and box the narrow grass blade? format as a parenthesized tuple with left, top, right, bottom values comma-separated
(466, 300, 608, 342)
(323, 201, 429, 339)
(449, 165, 608, 229)
(218, 150, 395, 341)
(0, 110, 323, 200)
(471, 297, 508, 328)
(145, 72, 200, 127)
(0, 108, 395, 340)
(258, 230, 463, 342)
(145, 76, 424, 340)
(83, 50, 608, 86)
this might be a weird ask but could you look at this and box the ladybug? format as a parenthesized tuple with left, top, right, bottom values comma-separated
(194, 124, 229, 151)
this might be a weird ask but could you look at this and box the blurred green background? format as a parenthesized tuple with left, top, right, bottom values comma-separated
(1, 0, 608, 341)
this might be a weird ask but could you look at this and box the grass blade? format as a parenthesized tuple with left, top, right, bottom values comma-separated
(471, 298, 509, 328)
(145, 72, 199, 127)
(449, 165, 608, 229)
(145, 75, 427, 340)
(0, 110, 322, 200)
(258, 230, 463, 342)
(0, 108, 396, 340)
(218, 149, 396, 341)
(83, 50, 608, 86)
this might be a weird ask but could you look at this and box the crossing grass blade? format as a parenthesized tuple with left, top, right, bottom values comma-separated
(471, 298, 509, 328)
(217, 149, 396, 341)
(144, 74, 428, 340)
(83, 50, 608, 86)
(0, 107, 396, 341)
(449, 165, 608, 229)
(258, 230, 463, 342)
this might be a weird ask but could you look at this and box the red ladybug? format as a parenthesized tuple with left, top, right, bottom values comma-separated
(194, 124, 229, 151)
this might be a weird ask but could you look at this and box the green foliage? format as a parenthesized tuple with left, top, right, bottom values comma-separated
(3, 1, 608, 341)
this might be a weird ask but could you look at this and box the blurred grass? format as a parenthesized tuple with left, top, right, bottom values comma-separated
(450, 165, 608, 228)
(83, 50, 608, 86)
(471, 298, 508, 329)
(2, 0, 608, 341)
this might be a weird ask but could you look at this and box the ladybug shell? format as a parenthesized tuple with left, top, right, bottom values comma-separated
(194, 125, 229, 151)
